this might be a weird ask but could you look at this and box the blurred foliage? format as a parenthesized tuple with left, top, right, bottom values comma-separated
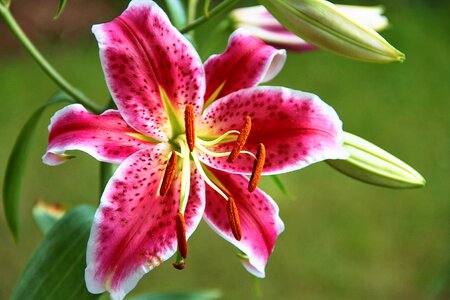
(0, 1, 449, 300)
(11, 206, 98, 300)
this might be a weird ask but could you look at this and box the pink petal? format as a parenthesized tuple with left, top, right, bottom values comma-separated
(93, 0, 205, 140)
(237, 25, 318, 52)
(230, 6, 317, 52)
(85, 144, 205, 300)
(198, 87, 348, 174)
(202, 167, 284, 277)
(203, 29, 286, 104)
(42, 104, 155, 166)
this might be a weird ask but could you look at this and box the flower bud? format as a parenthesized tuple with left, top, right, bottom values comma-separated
(327, 132, 425, 189)
(257, 0, 405, 63)
(231, 5, 389, 52)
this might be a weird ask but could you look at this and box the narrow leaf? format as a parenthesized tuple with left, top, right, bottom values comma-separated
(11, 205, 99, 300)
(129, 290, 222, 300)
(164, 0, 186, 28)
(2, 91, 74, 240)
(32, 199, 66, 234)
(270, 175, 291, 198)
(54, 0, 68, 19)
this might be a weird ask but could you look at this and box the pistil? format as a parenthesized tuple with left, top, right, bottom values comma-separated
(173, 252, 186, 270)
(248, 143, 266, 192)
(159, 151, 178, 196)
(228, 116, 251, 162)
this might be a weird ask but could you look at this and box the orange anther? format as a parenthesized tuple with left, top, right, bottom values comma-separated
(227, 197, 242, 241)
(159, 151, 177, 196)
(248, 143, 265, 192)
(227, 116, 251, 162)
(184, 105, 195, 151)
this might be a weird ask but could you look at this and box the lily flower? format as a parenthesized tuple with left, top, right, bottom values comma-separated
(231, 4, 389, 52)
(43, 1, 347, 299)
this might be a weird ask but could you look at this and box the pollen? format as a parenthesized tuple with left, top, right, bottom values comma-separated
(176, 212, 188, 259)
(159, 151, 178, 196)
(248, 143, 265, 192)
(227, 116, 251, 162)
(227, 197, 242, 241)
(184, 104, 195, 151)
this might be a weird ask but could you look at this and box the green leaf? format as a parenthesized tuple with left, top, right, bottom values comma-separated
(54, 0, 68, 19)
(270, 175, 291, 198)
(99, 162, 118, 198)
(11, 205, 99, 300)
(165, 0, 186, 28)
(2, 91, 74, 240)
(129, 290, 222, 300)
(32, 199, 66, 234)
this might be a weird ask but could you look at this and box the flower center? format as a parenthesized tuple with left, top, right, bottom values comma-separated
(161, 104, 266, 268)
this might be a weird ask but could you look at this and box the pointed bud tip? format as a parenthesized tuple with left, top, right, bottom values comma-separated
(329, 132, 426, 189)
(394, 50, 406, 63)
(259, 0, 406, 64)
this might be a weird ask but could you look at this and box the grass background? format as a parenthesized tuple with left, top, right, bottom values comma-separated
(0, 0, 449, 299)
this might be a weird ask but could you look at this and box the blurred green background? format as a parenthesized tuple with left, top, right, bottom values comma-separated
(0, 0, 449, 299)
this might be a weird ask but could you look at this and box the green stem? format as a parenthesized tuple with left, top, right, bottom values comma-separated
(187, 0, 199, 23)
(98, 98, 117, 197)
(2, 0, 10, 9)
(99, 162, 116, 197)
(203, 0, 211, 18)
(180, 0, 239, 34)
(0, 5, 102, 113)
(186, 0, 199, 37)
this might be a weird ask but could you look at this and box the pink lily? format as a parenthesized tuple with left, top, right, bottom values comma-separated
(231, 5, 389, 52)
(43, 1, 347, 299)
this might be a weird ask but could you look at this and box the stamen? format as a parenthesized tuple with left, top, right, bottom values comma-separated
(195, 142, 256, 159)
(176, 212, 188, 259)
(177, 139, 191, 214)
(197, 130, 239, 146)
(192, 149, 229, 200)
(184, 105, 195, 152)
(248, 143, 266, 192)
(159, 151, 177, 196)
(227, 197, 242, 241)
(228, 116, 251, 162)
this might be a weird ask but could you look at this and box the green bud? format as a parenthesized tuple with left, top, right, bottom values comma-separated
(258, 0, 405, 63)
(328, 132, 426, 189)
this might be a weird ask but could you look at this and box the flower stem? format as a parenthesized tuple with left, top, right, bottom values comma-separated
(180, 0, 239, 34)
(2, 0, 10, 9)
(187, 0, 199, 24)
(0, 4, 103, 113)
(99, 162, 116, 197)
